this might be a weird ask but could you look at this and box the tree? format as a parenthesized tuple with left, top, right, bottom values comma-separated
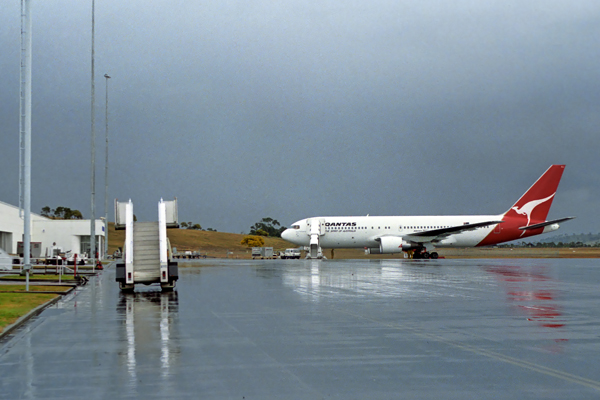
(249, 217, 286, 237)
(241, 235, 265, 248)
(180, 221, 202, 230)
(41, 206, 83, 219)
(70, 210, 83, 219)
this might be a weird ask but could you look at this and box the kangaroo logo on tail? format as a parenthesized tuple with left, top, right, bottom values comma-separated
(511, 193, 555, 227)
(511, 194, 555, 236)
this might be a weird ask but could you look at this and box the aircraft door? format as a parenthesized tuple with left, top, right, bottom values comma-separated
(494, 223, 502, 234)
(307, 219, 326, 236)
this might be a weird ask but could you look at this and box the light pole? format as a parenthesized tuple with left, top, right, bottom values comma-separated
(104, 73, 110, 260)
(20, 0, 32, 291)
(90, 0, 96, 271)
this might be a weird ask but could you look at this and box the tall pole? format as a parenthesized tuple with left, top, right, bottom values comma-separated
(90, 0, 96, 272)
(104, 74, 110, 260)
(19, 0, 32, 291)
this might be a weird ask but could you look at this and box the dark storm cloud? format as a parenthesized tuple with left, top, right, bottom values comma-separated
(1, 0, 598, 234)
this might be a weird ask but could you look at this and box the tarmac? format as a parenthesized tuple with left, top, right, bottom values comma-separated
(1, 258, 600, 399)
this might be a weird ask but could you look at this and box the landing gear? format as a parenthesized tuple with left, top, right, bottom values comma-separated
(410, 248, 439, 259)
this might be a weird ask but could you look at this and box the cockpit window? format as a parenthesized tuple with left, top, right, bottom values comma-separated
(292, 225, 300, 230)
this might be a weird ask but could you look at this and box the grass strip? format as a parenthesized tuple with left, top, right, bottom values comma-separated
(0, 293, 58, 333)
(0, 285, 72, 293)
(0, 274, 77, 281)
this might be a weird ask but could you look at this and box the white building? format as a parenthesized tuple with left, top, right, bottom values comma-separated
(0, 200, 105, 259)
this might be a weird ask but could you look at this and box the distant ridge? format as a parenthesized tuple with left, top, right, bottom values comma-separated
(535, 233, 600, 245)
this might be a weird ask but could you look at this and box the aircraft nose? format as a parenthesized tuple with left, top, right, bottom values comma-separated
(281, 228, 293, 242)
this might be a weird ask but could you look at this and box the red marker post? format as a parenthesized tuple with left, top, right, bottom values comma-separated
(73, 254, 77, 278)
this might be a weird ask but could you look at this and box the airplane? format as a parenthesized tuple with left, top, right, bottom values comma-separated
(281, 165, 575, 259)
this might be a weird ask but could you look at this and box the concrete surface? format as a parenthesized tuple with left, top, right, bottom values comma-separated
(1, 258, 600, 399)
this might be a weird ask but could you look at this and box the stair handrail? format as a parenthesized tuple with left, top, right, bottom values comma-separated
(125, 199, 134, 284)
(158, 198, 169, 283)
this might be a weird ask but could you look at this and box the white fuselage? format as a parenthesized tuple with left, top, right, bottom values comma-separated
(282, 214, 513, 250)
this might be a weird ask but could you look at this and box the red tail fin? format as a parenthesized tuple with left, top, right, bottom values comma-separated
(477, 165, 566, 246)
(505, 165, 565, 225)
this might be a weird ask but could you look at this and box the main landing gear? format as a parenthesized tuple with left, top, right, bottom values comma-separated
(408, 247, 439, 259)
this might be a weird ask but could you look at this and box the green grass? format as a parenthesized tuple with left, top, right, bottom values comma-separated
(0, 285, 72, 293)
(0, 293, 58, 332)
(1, 274, 77, 281)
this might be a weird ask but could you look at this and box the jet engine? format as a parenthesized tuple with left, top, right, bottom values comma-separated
(367, 237, 419, 254)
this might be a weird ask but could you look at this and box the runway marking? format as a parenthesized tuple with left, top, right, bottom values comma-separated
(418, 331, 600, 391)
(339, 309, 600, 392)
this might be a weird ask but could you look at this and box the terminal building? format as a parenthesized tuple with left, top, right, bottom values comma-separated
(0, 200, 105, 259)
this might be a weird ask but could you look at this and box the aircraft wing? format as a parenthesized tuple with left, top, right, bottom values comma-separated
(402, 220, 504, 243)
(519, 216, 576, 231)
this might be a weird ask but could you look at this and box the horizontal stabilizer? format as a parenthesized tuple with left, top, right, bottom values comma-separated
(518, 217, 576, 231)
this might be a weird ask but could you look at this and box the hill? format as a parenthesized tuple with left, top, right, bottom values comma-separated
(106, 223, 294, 258)
(533, 232, 600, 246)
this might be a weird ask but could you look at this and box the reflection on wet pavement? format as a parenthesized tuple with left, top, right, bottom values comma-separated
(117, 290, 179, 392)
(1, 258, 600, 399)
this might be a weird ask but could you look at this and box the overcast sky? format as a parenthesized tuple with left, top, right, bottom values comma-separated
(1, 1, 598, 236)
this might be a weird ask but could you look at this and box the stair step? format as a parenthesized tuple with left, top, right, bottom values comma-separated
(129, 221, 164, 279)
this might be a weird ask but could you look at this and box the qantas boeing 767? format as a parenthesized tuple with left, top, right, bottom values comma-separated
(281, 165, 575, 259)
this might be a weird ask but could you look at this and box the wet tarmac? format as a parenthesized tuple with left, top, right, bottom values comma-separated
(1, 258, 600, 399)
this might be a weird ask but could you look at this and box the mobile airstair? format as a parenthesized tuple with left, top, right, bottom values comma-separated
(115, 198, 179, 292)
